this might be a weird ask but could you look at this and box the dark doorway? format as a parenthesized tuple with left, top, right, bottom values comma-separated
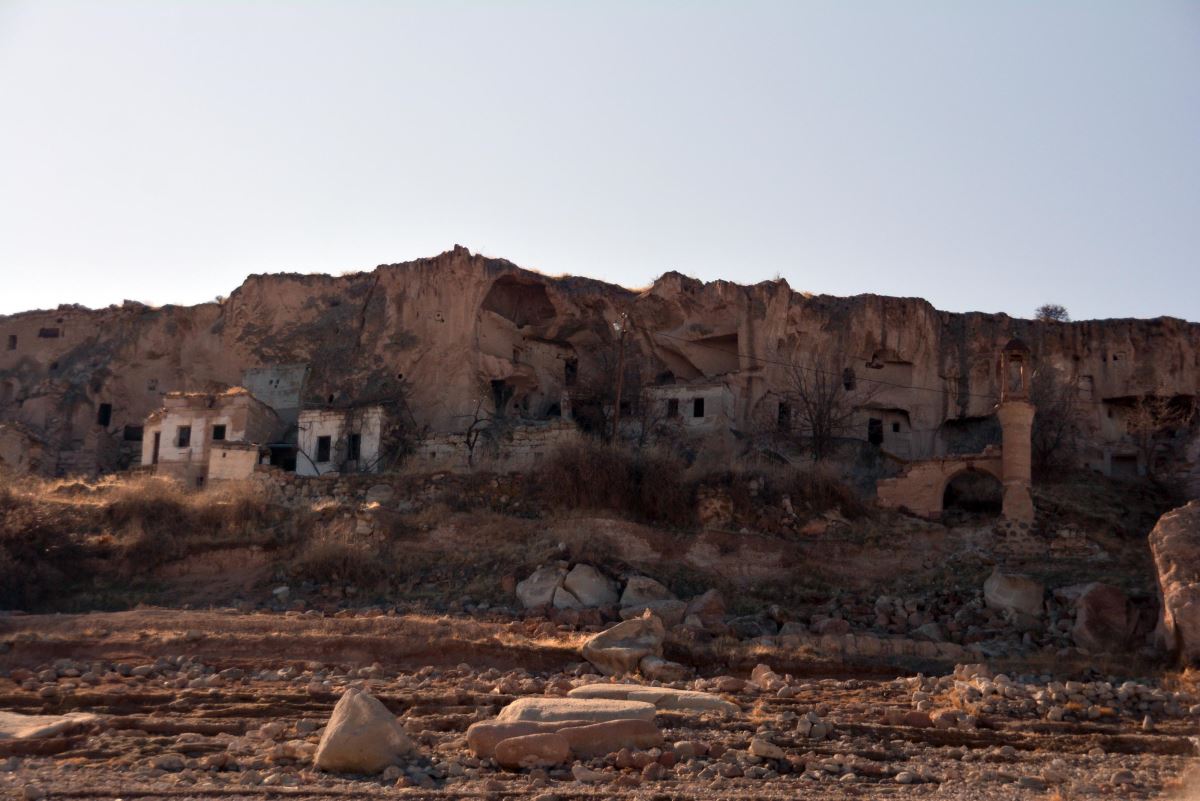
(942, 470, 1003, 521)
(316, 435, 332, 462)
(867, 418, 883, 446)
(151, 432, 161, 465)
(96, 403, 112, 427)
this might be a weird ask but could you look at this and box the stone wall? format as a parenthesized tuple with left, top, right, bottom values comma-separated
(876, 448, 1004, 518)
(406, 419, 580, 473)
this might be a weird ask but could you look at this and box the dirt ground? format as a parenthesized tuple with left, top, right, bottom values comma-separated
(1, 609, 1197, 800)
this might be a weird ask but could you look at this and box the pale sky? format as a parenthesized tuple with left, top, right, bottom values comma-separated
(0, 1, 1197, 321)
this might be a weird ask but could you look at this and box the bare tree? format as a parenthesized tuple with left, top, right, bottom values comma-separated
(1124, 395, 1198, 481)
(570, 341, 653, 442)
(1030, 366, 1082, 476)
(778, 364, 879, 462)
(1036, 303, 1070, 322)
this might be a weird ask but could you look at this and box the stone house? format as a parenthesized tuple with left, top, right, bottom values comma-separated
(141, 389, 280, 485)
(296, 404, 387, 476)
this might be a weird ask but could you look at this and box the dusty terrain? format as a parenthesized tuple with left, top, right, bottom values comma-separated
(2, 462, 1198, 799)
(1, 608, 1198, 800)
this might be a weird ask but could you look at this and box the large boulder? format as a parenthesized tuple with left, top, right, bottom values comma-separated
(1072, 582, 1133, 654)
(983, 569, 1044, 618)
(580, 613, 665, 675)
(466, 720, 585, 758)
(496, 697, 656, 723)
(563, 564, 619, 607)
(314, 688, 414, 774)
(620, 576, 677, 606)
(685, 589, 727, 629)
(557, 719, 664, 758)
(516, 565, 567, 609)
(1149, 501, 1200, 665)
(552, 585, 583, 610)
(493, 732, 572, 770)
(619, 600, 687, 627)
(568, 684, 740, 715)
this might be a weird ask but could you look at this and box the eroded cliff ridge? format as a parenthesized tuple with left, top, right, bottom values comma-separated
(0, 245, 1197, 478)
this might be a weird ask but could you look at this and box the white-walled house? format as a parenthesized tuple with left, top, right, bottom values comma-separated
(296, 404, 385, 476)
(642, 382, 735, 432)
(141, 388, 280, 485)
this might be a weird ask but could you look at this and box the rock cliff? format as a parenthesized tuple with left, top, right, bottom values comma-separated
(0, 246, 1197, 478)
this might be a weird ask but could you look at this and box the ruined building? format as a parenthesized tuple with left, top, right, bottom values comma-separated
(0, 246, 1196, 496)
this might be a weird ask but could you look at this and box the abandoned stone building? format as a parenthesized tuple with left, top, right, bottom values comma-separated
(141, 389, 281, 485)
(0, 247, 1195, 497)
(296, 404, 387, 477)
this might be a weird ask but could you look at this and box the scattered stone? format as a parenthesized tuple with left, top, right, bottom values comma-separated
(748, 737, 785, 760)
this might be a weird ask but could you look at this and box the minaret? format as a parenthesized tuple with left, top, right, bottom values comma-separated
(996, 338, 1036, 523)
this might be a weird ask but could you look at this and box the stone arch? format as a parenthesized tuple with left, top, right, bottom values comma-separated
(940, 466, 1003, 519)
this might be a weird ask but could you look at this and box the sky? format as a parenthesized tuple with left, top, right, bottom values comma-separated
(0, 2, 1197, 321)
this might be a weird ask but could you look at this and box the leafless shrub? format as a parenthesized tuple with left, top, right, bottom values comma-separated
(290, 530, 389, 589)
(538, 439, 693, 527)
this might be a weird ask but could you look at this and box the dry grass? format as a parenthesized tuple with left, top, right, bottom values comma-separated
(290, 528, 390, 589)
(105, 477, 295, 569)
(538, 439, 694, 527)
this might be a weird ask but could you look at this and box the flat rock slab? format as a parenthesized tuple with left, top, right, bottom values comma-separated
(496, 697, 656, 723)
(0, 712, 100, 740)
(568, 684, 740, 715)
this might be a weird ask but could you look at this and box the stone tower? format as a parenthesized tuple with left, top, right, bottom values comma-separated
(996, 338, 1036, 523)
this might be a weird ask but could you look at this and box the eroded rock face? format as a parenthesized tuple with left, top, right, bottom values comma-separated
(1149, 502, 1200, 665)
(580, 614, 666, 676)
(3, 246, 1197, 481)
(314, 688, 414, 774)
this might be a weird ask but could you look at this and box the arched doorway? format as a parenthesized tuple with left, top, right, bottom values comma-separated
(942, 468, 1003, 523)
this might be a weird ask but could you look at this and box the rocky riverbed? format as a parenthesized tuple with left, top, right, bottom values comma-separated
(1, 609, 1197, 800)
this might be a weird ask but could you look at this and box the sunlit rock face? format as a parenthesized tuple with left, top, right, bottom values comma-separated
(1, 245, 1197, 480)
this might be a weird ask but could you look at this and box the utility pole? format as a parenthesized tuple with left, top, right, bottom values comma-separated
(610, 313, 629, 444)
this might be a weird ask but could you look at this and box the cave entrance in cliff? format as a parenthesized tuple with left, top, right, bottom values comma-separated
(941, 469, 1002, 523)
